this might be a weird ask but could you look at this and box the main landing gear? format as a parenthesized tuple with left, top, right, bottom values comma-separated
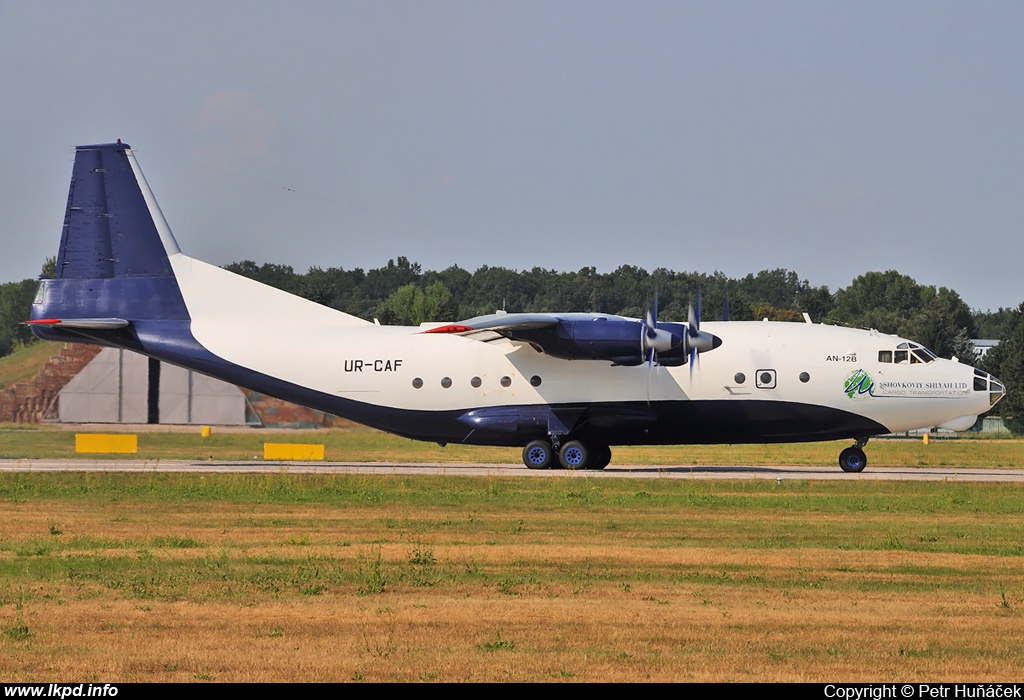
(839, 438, 869, 473)
(521, 439, 611, 471)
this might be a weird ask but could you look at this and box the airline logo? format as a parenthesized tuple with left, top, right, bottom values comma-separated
(844, 369, 874, 400)
(844, 370, 970, 400)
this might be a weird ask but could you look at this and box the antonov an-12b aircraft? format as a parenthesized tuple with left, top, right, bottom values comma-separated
(28, 142, 1006, 472)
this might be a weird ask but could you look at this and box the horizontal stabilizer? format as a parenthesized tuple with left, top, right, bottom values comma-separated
(24, 318, 130, 329)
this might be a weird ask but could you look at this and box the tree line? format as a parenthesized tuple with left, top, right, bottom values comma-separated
(2, 256, 1022, 422)
(222, 258, 994, 360)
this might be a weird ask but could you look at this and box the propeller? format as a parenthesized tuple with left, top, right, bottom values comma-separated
(641, 292, 678, 360)
(640, 290, 721, 399)
(642, 292, 681, 403)
(686, 290, 723, 381)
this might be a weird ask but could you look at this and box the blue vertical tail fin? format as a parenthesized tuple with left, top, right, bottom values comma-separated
(55, 141, 179, 279)
(32, 142, 189, 336)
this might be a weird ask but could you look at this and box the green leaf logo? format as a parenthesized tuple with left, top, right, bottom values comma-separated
(844, 369, 874, 400)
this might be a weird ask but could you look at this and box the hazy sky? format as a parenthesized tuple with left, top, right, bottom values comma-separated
(2, 1, 1021, 311)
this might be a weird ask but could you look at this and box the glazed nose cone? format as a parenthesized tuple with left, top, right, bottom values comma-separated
(976, 368, 1006, 407)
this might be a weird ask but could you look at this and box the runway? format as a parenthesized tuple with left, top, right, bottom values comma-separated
(2, 459, 1024, 482)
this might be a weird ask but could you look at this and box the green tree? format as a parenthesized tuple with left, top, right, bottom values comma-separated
(223, 260, 303, 295)
(827, 270, 924, 333)
(750, 304, 803, 322)
(740, 269, 804, 309)
(995, 324, 1024, 424)
(0, 279, 39, 357)
(794, 284, 834, 322)
(379, 283, 422, 325)
(980, 303, 1024, 422)
(214, 255, 1005, 363)
(828, 272, 976, 357)
(423, 265, 471, 317)
(974, 307, 1017, 340)
(423, 281, 456, 322)
(379, 281, 456, 326)
(950, 327, 977, 366)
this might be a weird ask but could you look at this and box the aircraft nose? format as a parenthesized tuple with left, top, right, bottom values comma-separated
(974, 368, 1006, 407)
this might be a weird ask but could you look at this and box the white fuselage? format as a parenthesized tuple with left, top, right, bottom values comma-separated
(169, 253, 989, 437)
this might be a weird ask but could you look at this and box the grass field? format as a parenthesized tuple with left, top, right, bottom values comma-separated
(1, 472, 1023, 682)
(2, 422, 1024, 468)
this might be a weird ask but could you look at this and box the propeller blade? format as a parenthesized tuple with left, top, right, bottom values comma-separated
(646, 291, 660, 404)
(645, 291, 659, 339)
(685, 288, 721, 382)
(722, 284, 730, 322)
(688, 290, 701, 338)
(647, 350, 653, 404)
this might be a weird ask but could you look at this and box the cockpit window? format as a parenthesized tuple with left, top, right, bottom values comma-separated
(878, 351, 892, 363)
(912, 348, 934, 363)
(891, 342, 936, 365)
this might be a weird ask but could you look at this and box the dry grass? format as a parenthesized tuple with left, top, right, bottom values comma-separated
(1, 474, 1023, 681)
(7, 587, 1022, 682)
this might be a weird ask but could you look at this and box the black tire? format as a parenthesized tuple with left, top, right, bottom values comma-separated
(558, 440, 589, 470)
(587, 445, 612, 470)
(522, 440, 553, 469)
(839, 446, 867, 473)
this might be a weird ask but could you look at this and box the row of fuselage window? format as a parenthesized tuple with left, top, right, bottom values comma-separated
(412, 375, 543, 389)
(411, 373, 813, 390)
(733, 370, 811, 388)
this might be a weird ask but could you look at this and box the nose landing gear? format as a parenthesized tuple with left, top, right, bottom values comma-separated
(839, 438, 870, 473)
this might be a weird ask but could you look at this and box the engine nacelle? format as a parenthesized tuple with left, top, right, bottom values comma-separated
(511, 318, 691, 364)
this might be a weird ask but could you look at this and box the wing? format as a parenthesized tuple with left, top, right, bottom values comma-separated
(421, 312, 683, 365)
(422, 313, 560, 342)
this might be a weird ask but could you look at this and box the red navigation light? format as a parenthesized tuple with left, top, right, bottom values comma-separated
(422, 324, 473, 334)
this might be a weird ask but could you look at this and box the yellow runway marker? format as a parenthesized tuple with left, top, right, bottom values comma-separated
(75, 434, 138, 454)
(263, 443, 325, 461)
